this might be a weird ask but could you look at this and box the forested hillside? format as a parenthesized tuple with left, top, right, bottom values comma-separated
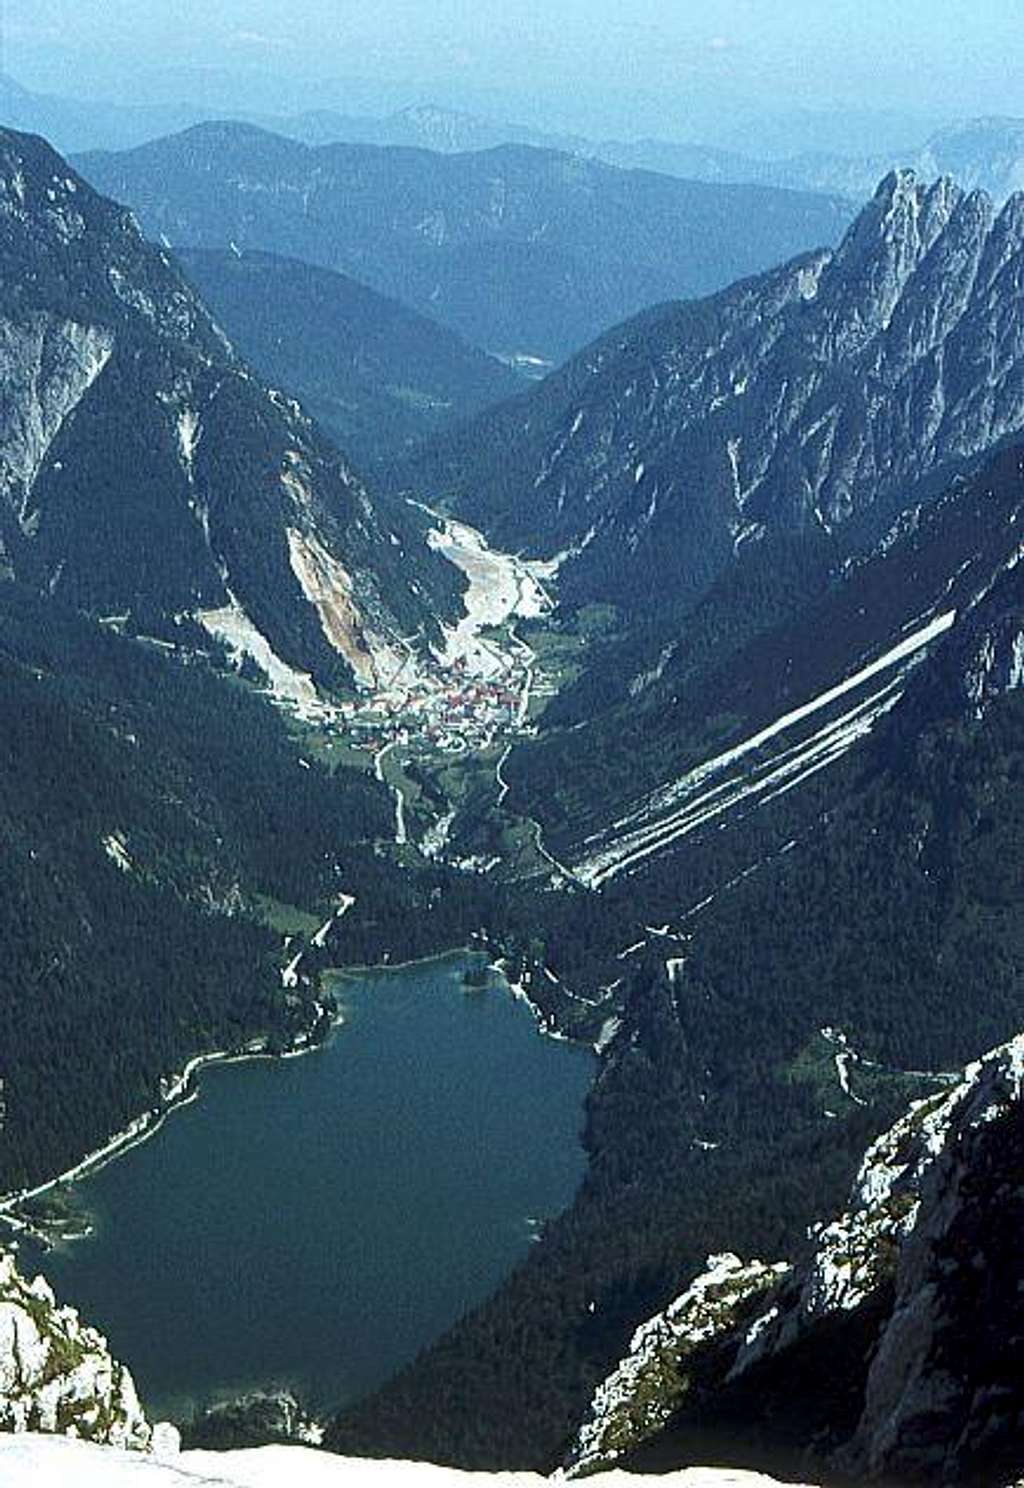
(326, 448, 1024, 1470)
(178, 248, 522, 469)
(76, 125, 852, 362)
(0, 585, 390, 1190)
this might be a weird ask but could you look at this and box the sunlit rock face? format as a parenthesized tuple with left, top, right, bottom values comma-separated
(567, 1034, 1024, 1487)
(0, 1249, 150, 1448)
(565, 1254, 792, 1478)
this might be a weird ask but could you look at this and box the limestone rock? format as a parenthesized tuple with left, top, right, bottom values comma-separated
(0, 1247, 150, 1449)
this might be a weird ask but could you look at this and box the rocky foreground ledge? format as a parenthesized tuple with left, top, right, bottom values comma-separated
(567, 1034, 1024, 1487)
(0, 1249, 149, 1447)
(0, 1435, 817, 1486)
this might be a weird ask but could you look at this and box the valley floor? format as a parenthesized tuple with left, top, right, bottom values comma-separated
(279, 510, 586, 882)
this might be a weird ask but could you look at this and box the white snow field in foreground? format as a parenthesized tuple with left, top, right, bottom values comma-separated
(0, 1436, 820, 1487)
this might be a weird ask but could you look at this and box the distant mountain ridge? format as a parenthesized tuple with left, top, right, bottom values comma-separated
(291, 109, 1024, 209)
(246, 107, 1024, 211)
(8, 68, 1024, 209)
(596, 117, 1024, 206)
(263, 101, 581, 155)
(0, 71, 202, 153)
(406, 170, 1024, 615)
(74, 122, 853, 362)
(912, 116, 1024, 200)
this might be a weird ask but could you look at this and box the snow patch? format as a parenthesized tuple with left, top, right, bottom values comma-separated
(0, 1435, 822, 1487)
(102, 832, 133, 874)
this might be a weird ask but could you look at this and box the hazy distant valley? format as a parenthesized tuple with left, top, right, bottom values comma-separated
(9, 67, 1024, 208)
(1, 40, 1024, 1488)
(73, 123, 852, 366)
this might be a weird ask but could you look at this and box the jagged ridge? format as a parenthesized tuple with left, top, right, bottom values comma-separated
(408, 171, 1024, 616)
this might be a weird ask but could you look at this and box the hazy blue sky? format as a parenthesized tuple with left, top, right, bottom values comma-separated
(4, 1, 1023, 143)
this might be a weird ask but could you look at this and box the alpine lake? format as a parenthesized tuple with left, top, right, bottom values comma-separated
(18, 954, 594, 1423)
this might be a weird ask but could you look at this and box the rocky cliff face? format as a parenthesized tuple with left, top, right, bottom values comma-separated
(567, 1256, 791, 1477)
(566, 1035, 1024, 1487)
(412, 171, 1024, 615)
(829, 1044, 1024, 1486)
(0, 126, 459, 696)
(0, 1248, 151, 1449)
(939, 558, 1024, 713)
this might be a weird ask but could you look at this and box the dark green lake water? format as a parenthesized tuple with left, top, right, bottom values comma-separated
(23, 956, 593, 1421)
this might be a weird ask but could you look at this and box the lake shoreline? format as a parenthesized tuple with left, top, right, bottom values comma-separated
(329, 951, 590, 1049)
(0, 998, 342, 1249)
(16, 955, 595, 1423)
(324, 945, 476, 979)
(0, 946, 587, 1253)
(0, 949, 489, 1248)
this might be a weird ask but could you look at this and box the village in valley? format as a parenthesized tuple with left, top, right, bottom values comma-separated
(277, 512, 574, 870)
(331, 513, 555, 757)
(338, 651, 530, 762)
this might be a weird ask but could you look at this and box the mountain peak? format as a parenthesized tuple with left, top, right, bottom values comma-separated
(994, 185, 1024, 234)
(872, 164, 922, 200)
(862, 167, 966, 229)
(0, 124, 223, 351)
(861, 166, 960, 224)
(411, 168, 1024, 614)
(819, 170, 971, 356)
(836, 168, 964, 267)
